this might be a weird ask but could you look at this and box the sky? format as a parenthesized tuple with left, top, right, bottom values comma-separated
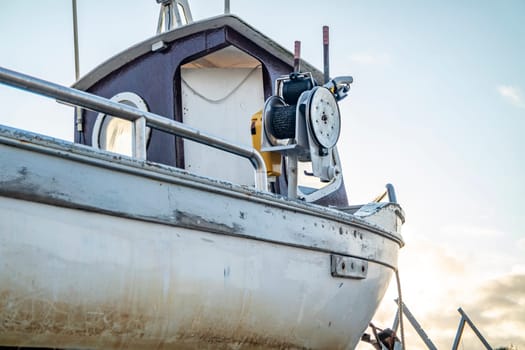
(0, 1, 524, 349)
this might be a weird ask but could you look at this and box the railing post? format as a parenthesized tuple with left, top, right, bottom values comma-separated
(133, 116, 147, 160)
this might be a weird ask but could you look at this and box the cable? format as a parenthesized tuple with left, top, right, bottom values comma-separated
(181, 65, 261, 104)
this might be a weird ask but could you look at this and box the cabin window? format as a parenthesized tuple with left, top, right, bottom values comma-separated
(92, 92, 150, 157)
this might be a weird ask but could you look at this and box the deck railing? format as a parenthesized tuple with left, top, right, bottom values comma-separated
(0, 66, 268, 190)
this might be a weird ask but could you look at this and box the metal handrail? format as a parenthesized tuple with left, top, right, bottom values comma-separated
(0, 66, 268, 190)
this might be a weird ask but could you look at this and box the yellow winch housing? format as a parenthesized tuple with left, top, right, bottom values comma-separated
(250, 110, 282, 177)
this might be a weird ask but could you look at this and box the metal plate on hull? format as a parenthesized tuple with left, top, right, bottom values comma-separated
(331, 255, 368, 279)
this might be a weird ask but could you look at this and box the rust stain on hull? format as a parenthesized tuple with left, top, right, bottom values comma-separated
(0, 290, 334, 349)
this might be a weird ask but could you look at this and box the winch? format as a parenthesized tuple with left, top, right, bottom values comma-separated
(261, 31, 353, 200)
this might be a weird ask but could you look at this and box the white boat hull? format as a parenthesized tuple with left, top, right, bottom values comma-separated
(0, 127, 403, 349)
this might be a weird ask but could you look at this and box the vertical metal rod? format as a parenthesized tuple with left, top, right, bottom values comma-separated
(156, 5, 165, 34)
(323, 26, 330, 84)
(287, 154, 298, 199)
(457, 308, 493, 350)
(72, 0, 83, 139)
(72, 0, 80, 81)
(224, 0, 230, 14)
(178, 0, 193, 22)
(134, 117, 147, 160)
(451, 317, 466, 350)
(293, 41, 301, 73)
(172, 3, 183, 27)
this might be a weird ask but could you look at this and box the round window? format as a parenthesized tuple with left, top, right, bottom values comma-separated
(92, 92, 150, 157)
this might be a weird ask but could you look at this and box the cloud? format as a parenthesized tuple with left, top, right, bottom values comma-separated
(497, 85, 525, 108)
(404, 273, 525, 349)
(349, 52, 391, 66)
(462, 273, 525, 348)
(440, 224, 503, 238)
(517, 237, 525, 251)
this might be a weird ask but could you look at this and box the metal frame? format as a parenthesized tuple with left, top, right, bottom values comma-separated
(156, 0, 193, 34)
(391, 300, 493, 350)
(392, 300, 438, 350)
(451, 308, 493, 350)
(0, 66, 268, 191)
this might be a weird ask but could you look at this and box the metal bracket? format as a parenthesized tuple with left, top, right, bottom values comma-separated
(330, 255, 368, 279)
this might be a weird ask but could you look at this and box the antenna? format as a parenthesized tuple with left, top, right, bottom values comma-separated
(224, 0, 230, 14)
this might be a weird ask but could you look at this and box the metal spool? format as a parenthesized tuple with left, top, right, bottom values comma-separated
(263, 96, 297, 144)
(269, 105, 296, 139)
(282, 75, 313, 105)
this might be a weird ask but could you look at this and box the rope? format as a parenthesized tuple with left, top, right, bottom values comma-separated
(396, 269, 406, 350)
(181, 65, 261, 104)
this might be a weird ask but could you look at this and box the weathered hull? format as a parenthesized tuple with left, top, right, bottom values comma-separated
(0, 127, 402, 349)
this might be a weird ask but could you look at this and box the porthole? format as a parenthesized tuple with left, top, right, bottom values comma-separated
(92, 92, 150, 157)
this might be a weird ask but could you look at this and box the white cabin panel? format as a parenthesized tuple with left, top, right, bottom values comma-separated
(181, 66, 264, 186)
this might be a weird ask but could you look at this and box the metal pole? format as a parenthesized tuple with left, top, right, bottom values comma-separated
(392, 308, 400, 332)
(172, 2, 183, 27)
(451, 317, 466, 350)
(394, 299, 438, 350)
(293, 41, 301, 73)
(323, 26, 330, 84)
(72, 0, 83, 140)
(0, 66, 268, 190)
(287, 154, 298, 199)
(72, 0, 80, 81)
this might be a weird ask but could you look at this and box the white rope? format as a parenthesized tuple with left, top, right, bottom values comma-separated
(181, 65, 261, 104)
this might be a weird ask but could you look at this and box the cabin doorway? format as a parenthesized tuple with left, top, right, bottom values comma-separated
(180, 46, 264, 186)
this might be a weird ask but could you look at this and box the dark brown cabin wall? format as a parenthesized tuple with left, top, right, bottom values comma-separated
(78, 26, 296, 169)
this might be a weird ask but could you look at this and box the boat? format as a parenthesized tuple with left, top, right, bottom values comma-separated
(0, 1, 405, 349)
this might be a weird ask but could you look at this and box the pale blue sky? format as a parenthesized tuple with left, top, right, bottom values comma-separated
(1, 1, 524, 348)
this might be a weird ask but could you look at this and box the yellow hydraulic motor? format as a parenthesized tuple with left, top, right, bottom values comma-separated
(250, 110, 282, 177)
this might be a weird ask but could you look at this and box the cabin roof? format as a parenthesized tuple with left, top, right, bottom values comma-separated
(73, 14, 323, 91)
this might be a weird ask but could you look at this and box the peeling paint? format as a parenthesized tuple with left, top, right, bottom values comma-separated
(174, 210, 243, 235)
